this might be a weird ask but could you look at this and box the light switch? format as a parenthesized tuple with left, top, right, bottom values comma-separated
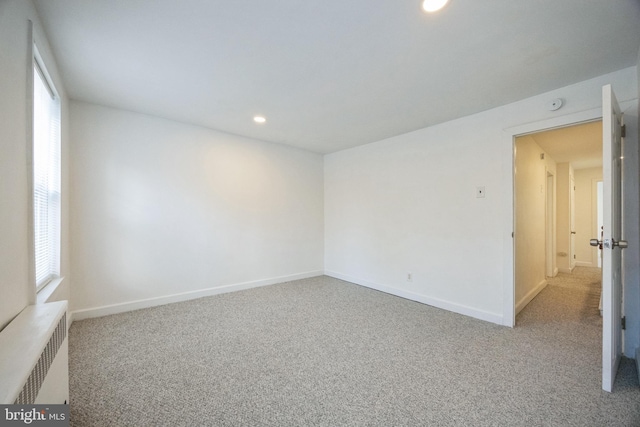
(476, 186, 485, 198)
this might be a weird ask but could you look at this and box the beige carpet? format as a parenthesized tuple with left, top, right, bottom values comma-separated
(68, 271, 640, 426)
(517, 267, 603, 327)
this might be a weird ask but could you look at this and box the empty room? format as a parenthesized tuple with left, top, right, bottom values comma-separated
(1, 0, 640, 425)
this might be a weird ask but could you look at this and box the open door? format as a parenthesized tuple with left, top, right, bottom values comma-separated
(591, 84, 626, 392)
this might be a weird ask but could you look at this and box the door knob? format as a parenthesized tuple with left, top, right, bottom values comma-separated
(592, 238, 628, 249)
(571, 231, 576, 234)
(613, 239, 628, 249)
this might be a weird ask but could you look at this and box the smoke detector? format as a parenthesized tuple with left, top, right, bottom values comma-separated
(546, 98, 563, 111)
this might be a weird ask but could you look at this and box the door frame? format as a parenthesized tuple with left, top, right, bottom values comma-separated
(502, 107, 603, 327)
(570, 174, 576, 270)
(545, 171, 556, 278)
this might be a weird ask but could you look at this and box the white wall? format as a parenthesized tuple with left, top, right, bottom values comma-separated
(0, 0, 70, 331)
(514, 136, 556, 313)
(325, 67, 639, 351)
(574, 167, 602, 267)
(69, 102, 324, 317)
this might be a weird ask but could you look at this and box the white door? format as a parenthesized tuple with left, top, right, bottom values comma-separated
(597, 84, 626, 392)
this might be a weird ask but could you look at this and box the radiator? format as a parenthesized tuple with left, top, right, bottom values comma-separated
(0, 301, 69, 404)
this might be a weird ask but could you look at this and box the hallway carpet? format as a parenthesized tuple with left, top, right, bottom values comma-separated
(68, 271, 640, 426)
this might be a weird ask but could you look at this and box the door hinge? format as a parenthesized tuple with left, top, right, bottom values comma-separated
(621, 124, 626, 138)
(621, 316, 626, 330)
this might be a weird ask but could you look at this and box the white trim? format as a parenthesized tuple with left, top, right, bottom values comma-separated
(504, 108, 603, 138)
(558, 267, 575, 274)
(26, 20, 36, 306)
(545, 170, 555, 278)
(575, 261, 595, 268)
(36, 276, 64, 305)
(325, 271, 503, 325)
(32, 43, 60, 101)
(71, 271, 323, 321)
(501, 123, 516, 327)
(515, 279, 547, 315)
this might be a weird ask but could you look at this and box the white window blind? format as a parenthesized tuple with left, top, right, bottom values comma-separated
(33, 57, 61, 290)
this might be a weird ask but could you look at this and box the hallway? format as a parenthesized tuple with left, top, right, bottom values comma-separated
(527, 267, 602, 325)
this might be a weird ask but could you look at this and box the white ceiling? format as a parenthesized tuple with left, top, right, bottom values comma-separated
(34, 0, 640, 154)
(530, 121, 603, 170)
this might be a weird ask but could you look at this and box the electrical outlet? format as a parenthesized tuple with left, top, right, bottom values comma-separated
(407, 272, 413, 282)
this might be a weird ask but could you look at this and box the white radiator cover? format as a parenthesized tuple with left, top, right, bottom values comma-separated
(0, 301, 69, 404)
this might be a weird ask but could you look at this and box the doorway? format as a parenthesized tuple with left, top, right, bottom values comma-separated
(514, 120, 603, 318)
(506, 90, 628, 392)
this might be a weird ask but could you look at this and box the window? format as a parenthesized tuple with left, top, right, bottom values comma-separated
(32, 48, 61, 291)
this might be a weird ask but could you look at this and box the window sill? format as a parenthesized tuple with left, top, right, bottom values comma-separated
(36, 276, 65, 305)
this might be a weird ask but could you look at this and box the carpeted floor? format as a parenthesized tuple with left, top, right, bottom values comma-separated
(69, 269, 640, 426)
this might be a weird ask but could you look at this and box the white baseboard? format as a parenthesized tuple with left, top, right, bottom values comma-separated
(71, 271, 324, 321)
(558, 267, 575, 274)
(324, 270, 503, 325)
(553, 268, 559, 277)
(575, 261, 594, 268)
(515, 279, 547, 315)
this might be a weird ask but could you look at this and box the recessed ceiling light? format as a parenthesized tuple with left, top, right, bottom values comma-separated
(422, 0, 449, 12)
(253, 116, 266, 124)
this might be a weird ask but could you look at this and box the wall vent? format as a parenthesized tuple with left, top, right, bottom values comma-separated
(0, 301, 69, 404)
(14, 313, 66, 404)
